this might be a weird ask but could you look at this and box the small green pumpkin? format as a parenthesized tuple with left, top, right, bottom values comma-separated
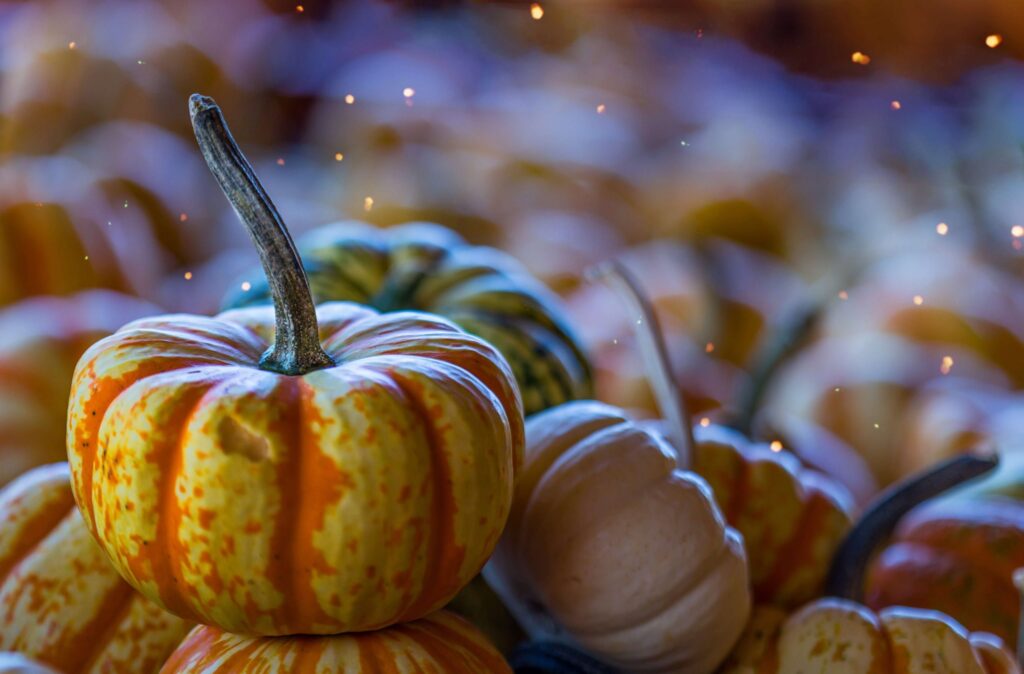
(223, 221, 593, 415)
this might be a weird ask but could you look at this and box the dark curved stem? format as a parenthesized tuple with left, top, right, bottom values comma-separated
(190, 94, 333, 376)
(587, 260, 694, 471)
(825, 454, 998, 601)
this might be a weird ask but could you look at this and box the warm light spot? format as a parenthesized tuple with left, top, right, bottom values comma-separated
(530, 3, 544, 19)
(940, 355, 954, 375)
(680, 140, 689, 147)
(596, 103, 606, 114)
(873, 423, 880, 429)
(890, 100, 901, 110)
(123, 201, 129, 208)
(913, 295, 924, 306)
(179, 213, 188, 222)
(403, 87, 415, 98)
(241, 281, 252, 292)
(364, 196, 374, 211)
(699, 417, 711, 428)
(705, 342, 715, 353)
(1012, 225, 1024, 238)
(344, 94, 355, 105)
(834, 387, 841, 392)
(334, 152, 344, 162)
(770, 440, 783, 452)
(936, 222, 948, 235)
(295, 4, 304, 12)
(136, 60, 145, 65)
(184, 272, 193, 280)
(68, 41, 76, 50)
(83, 255, 89, 261)
(851, 51, 871, 65)
(838, 290, 849, 300)
(986, 34, 1003, 48)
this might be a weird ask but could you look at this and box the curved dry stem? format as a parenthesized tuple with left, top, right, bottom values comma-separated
(825, 454, 998, 601)
(587, 260, 693, 471)
(190, 94, 333, 376)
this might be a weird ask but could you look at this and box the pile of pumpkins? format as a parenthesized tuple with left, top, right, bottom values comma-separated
(0, 92, 1019, 674)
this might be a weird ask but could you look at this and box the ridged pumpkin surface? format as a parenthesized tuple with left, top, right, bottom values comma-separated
(222, 221, 592, 416)
(692, 424, 854, 608)
(0, 291, 157, 486)
(487, 401, 750, 674)
(0, 463, 191, 673)
(161, 611, 511, 673)
(68, 301, 523, 635)
(721, 599, 1020, 674)
(865, 497, 1024, 644)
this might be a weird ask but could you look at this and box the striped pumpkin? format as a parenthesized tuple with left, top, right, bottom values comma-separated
(68, 302, 523, 635)
(0, 290, 157, 486)
(721, 600, 1020, 674)
(691, 423, 854, 608)
(222, 221, 593, 416)
(0, 463, 191, 672)
(160, 611, 510, 673)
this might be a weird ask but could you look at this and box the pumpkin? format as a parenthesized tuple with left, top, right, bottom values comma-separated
(0, 290, 158, 486)
(221, 219, 593, 416)
(832, 452, 1024, 645)
(486, 263, 751, 673)
(0, 655, 60, 674)
(485, 398, 750, 674)
(0, 463, 191, 672)
(720, 600, 1020, 674)
(0, 157, 174, 306)
(160, 611, 510, 673)
(592, 262, 854, 608)
(67, 94, 524, 636)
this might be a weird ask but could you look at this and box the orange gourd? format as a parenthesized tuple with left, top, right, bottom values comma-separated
(67, 95, 523, 635)
(160, 611, 510, 673)
(0, 463, 191, 673)
(0, 291, 157, 486)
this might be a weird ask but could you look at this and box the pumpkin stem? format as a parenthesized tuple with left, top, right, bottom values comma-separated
(189, 94, 333, 376)
(824, 453, 998, 601)
(588, 260, 694, 471)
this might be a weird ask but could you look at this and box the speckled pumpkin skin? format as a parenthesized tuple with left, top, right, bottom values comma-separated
(161, 611, 511, 673)
(0, 291, 157, 486)
(691, 424, 854, 608)
(865, 498, 1024, 645)
(487, 401, 750, 674)
(67, 301, 524, 636)
(222, 221, 593, 416)
(722, 600, 1020, 674)
(0, 463, 191, 673)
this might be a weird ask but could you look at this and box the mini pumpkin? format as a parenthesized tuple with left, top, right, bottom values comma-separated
(67, 95, 524, 636)
(720, 599, 1020, 674)
(0, 290, 157, 486)
(486, 264, 751, 673)
(221, 219, 593, 416)
(829, 452, 1024, 645)
(160, 611, 510, 673)
(0, 463, 191, 673)
(590, 262, 854, 609)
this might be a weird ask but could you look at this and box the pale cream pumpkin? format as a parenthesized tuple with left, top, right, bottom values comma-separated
(0, 654, 60, 674)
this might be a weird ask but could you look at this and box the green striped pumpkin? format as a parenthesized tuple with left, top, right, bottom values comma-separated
(223, 221, 593, 415)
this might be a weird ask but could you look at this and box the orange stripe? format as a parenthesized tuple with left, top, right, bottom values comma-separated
(50, 581, 134, 674)
(0, 496, 76, 583)
(390, 374, 464, 623)
(755, 486, 834, 603)
(407, 616, 510, 672)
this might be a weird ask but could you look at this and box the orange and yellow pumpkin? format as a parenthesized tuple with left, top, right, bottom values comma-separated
(0, 463, 191, 672)
(160, 611, 510, 673)
(721, 599, 1020, 674)
(67, 94, 524, 636)
(0, 290, 157, 486)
